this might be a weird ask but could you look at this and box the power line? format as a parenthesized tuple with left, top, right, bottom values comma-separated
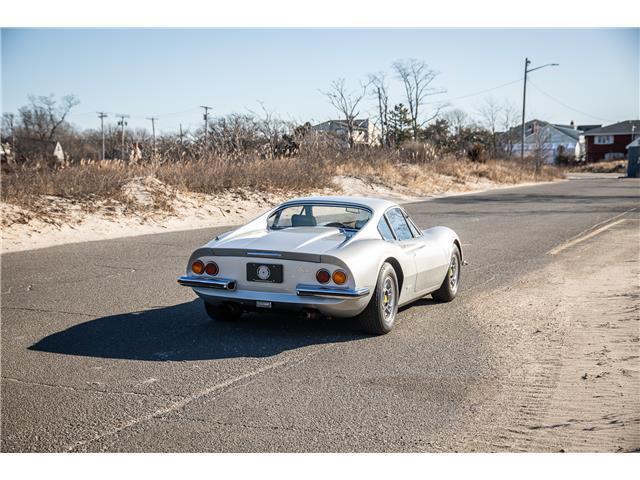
(427, 77, 524, 105)
(124, 108, 201, 120)
(528, 81, 615, 123)
(151, 108, 200, 118)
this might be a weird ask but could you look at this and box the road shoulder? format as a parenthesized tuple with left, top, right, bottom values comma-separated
(449, 217, 639, 452)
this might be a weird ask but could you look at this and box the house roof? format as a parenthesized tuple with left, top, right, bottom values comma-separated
(508, 119, 581, 141)
(627, 138, 640, 149)
(583, 120, 640, 136)
(552, 124, 581, 141)
(577, 124, 602, 132)
(313, 119, 371, 130)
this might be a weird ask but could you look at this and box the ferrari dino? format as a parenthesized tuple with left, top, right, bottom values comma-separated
(178, 196, 462, 334)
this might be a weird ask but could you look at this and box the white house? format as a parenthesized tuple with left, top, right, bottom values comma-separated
(53, 142, 65, 162)
(312, 118, 380, 146)
(510, 120, 584, 163)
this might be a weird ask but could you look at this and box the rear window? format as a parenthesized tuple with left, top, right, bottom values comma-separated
(268, 204, 372, 231)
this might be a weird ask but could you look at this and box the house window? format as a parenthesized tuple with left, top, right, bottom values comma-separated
(594, 135, 614, 145)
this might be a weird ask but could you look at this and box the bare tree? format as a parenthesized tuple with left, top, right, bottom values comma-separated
(476, 97, 502, 158)
(501, 100, 519, 158)
(18, 94, 79, 141)
(250, 102, 289, 156)
(531, 124, 552, 173)
(368, 72, 390, 147)
(392, 59, 445, 141)
(442, 109, 468, 135)
(322, 78, 367, 148)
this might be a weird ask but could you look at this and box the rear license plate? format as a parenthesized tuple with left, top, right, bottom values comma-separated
(246, 263, 283, 283)
(256, 301, 272, 309)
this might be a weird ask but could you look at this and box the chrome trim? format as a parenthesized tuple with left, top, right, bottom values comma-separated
(296, 284, 370, 298)
(189, 247, 322, 263)
(177, 276, 237, 290)
(277, 200, 373, 214)
(247, 251, 283, 257)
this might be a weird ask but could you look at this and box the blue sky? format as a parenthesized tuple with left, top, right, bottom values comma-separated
(1, 28, 638, 133)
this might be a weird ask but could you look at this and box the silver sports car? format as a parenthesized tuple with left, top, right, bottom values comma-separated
(178, 196, 463, 334)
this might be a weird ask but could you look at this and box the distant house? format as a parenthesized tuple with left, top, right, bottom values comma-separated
(583, 120, 640, 162)
(52, 141, 65, 162)
(509, 119, 584, 164)
(0, 142, 13, 163)
(6, 138, 67, 163)
(312, 119, 380, 146)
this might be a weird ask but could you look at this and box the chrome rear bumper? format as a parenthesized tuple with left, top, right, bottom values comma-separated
(296, 284, 370, 298)
(177, 276, 237, 290)
(178, 276, 371, 317)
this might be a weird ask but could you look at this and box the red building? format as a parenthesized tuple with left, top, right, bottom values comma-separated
(584, 120, 640, 162)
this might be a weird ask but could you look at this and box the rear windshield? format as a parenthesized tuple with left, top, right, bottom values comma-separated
(268, 204, 372, 231)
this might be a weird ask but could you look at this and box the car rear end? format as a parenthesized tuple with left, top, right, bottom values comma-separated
(178, 248, 371, 318)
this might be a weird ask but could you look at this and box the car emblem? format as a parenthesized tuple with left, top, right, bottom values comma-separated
(257, 265, 271, 280)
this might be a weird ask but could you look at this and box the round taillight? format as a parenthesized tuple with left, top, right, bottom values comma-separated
(332, 270, 347, 285)
(191, 260, 204, 275)
(205, 262, 219, 276)
(316, 269, 331, 284)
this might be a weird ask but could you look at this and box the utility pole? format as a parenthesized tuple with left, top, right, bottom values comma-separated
(147, 117, 158, 159)
(98, 112, 107, 160)
(117, 114, 129, 161)
(200, 105, 212, 151)
(178, 123, 185, 159)
(521, 58, 559, 160)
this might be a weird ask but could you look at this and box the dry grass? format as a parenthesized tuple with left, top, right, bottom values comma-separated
(335, 154, 562, 191)
(1, 155, 333, 211)
(1, 150, 564, 214)
(155, 155, 334, 193)
(570, 160, 626, 174)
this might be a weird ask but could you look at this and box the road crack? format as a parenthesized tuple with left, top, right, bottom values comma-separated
(2, 376, 186, 401)
(63, 345, 331, 452)
(1, 306, 97, 317)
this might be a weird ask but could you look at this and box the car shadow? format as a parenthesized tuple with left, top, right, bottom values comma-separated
(401, 296, 439, 310)
(29, 299, 368, 361)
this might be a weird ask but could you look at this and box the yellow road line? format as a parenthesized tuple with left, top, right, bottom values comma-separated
(547, 219, 627, 255)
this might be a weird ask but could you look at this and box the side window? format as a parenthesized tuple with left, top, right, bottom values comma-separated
(378, 216, 395, 241)
(405, 214, 422, 237)
(386, 208, 413, 241)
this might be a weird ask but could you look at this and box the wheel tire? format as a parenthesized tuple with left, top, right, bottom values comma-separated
(204, 301, 242, 322)
(432, 246, 461, 302)
(357, 262, 399, 335)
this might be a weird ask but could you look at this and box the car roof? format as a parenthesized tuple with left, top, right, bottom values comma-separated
(280, 195, 399, 212)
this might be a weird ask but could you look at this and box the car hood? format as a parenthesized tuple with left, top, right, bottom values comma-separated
(204, 227, 351, 255)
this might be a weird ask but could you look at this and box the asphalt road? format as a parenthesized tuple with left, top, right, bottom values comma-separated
(1, 174, 639, 452)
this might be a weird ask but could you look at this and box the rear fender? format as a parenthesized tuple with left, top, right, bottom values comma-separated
(422, 226, 463, 263)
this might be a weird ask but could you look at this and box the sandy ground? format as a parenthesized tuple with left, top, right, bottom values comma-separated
(1, 175, 558, 254)
(447, 219, 639, 452)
